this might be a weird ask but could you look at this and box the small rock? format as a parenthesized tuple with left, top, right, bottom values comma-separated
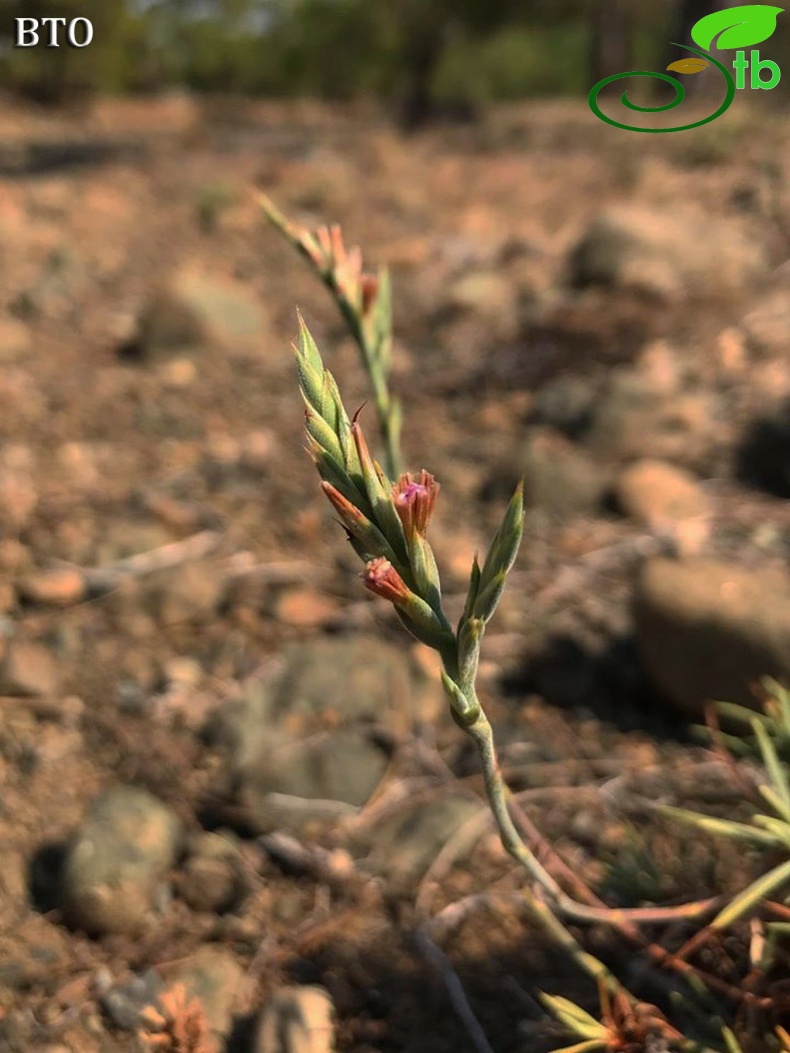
(634, 340, 683, 395)
(100, 969, 162, 1031)
(255, 986, 336, 1053)
(0, 640, 59, 696)
(634, 558, 790, 716)
(489, 428, 608, 515)
(61, 786, 182, 935)
(529, 374, 597, 439)
(162, 655, 203, 690)
(145, 560, 225, 627)
(449, 271, 517, 323)
(0, 469, 37, 531)
(140, 492, 217, 535)
(18, 568, 86, 607)
(0, 316, 32, 362)
(178, 833, 243, 914)
(240, 429, 276, 473)
(0, 539, 31, 572)
(0, 581, 16, 612)
(274, 588, 340, 629)
(715, 326, 747, 375)
(158, 356, 197, 389)
(56, 442, 101, 493)
(613, 460, 710, 529)
(740, 288, 790, 356)
(163, 946, 243, 1041)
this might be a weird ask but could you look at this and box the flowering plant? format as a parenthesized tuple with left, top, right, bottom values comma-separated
(261, 195, 790, 1053)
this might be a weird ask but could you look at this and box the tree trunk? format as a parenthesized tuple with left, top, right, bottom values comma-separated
(589, 1, 634, 83)
(398, 24, 448, 131)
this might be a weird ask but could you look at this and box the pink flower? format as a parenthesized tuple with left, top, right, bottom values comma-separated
(392, 470, 439, 540)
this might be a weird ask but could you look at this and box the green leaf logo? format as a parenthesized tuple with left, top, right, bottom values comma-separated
(691, 4, 784, 50)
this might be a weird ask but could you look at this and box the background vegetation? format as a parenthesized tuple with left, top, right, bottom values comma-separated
(4, 0, 789, 123)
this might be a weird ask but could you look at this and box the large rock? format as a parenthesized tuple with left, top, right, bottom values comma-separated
(235, 726, 389, 834)
(634, 558, 790, 716)
(613, 460, 710, 529)
(364, 794, 484, 891)
(222, 636, 445, 742)
(61, 786, 182, 935)
(586, 368, 719, 467)
(125, 267, 267, 360)
(212, 636, 438, 832)
(255, 986, 336, 1053)
(569, 205, 767, 301)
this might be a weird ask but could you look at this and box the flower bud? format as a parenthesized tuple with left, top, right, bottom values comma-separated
(364, 558, 453, 650)
(360, 273, 379, 315)
(362, 557, 412, 605)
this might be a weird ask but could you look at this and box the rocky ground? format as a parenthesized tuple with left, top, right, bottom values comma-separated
(1, 93, 790, 1052)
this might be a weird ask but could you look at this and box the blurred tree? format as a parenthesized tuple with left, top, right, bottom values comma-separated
(588, 0, 634, 83)
(0, 0, 143, 100)
(0, 0, 710, 112)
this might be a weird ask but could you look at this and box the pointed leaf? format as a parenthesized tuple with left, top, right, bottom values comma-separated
(304, 402, 345, 465)
(475, 482, 524, 623)
(473, 568, 508, 625)
(752, 716, 790, 817)
(319, 371, 340, 433)
(295, 358, 324, 416)
(460, 553, 482, 630)
(655, 803, 782, 846)
(721, 1026, 745, 1053)
(546, 1042, 609, 1053)
(711, 857, 790, 930)
(297, 313, 324, 377)
(667, 57, 710, 73)
(749, 811, 790, 844)
(408, 534, 443, 615)
(762, 676, 790, 733)
(538, 993, 608, 1040)
(715, 700, 773, 727)
(691, 5, 783, 51)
